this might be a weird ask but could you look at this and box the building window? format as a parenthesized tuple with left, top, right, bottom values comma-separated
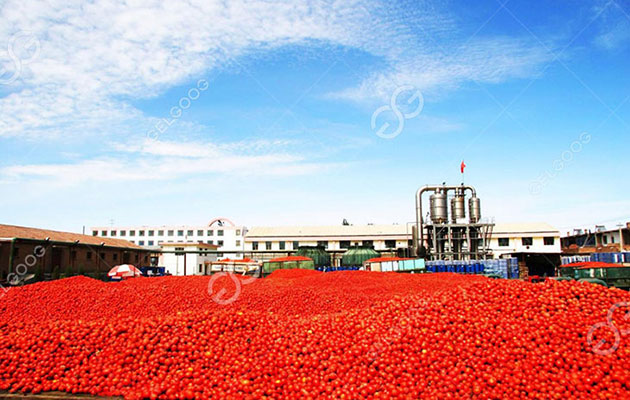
(498, 238, 509, 247)
(71, 250, 77, 260)
(236, 229, 241, 235)
(113, 253, 118, 261)
(385, 240, 396, 248)
(139, 230, 145, 236)
(317, 241, 328, 249)
(199, 264, 203, 273)
(218, 240, 224, 246)
(130, 230, 135, 237)
(611, 236, 615, 244)
(101, 230, 107, 236)
(148, 240, 154, 246)
(87, 251, 92, 260)
(158, 230, 164, 236)
(92, 230, 98, 236)
(236, 240, 241, 246)
(543, 237, 555, 246)
(111, 230, 117, 237)
(120, 230, 126, 236)
(522, 237, 533, 246)
(252, 242, 259, 250)
(293, 241, 299, 249)
(218, 230, 224, 236)
(207, 240, 213, 244)
(167, 230, 174, 236)
(178, 230, 184, 236)
(139, 240, 145, 246)
(148, 230, 154, 236)
(100, 253, 106, 260)
(265, 241, 272, 250)
(187, 230, 193, 236)
(197, 230, 203, 236)
(279, 241, 285, 250)
(362, 240, 374, 248)
(340, 241, 351, 249)
(603, 236, 608, 244)
(135, 254, 139, 262)
(207, 230, 213, 236)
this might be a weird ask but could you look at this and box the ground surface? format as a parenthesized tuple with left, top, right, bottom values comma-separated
(0, 270, 629, 399)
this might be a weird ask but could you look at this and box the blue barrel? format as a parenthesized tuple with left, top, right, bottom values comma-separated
(456, 264, 465, 273)
(465, 264, 474, 274)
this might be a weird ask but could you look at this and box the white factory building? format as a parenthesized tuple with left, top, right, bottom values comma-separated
(244, 224, 412, 253)
(159, 242, 219, 276)
(90, 217, 246, 258)
(243, 222, 560, 260)
(489, 223, 561, 258)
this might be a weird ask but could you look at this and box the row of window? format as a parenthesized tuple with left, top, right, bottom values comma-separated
(249, 239, 400, 250)
(94, 229, 239, 237)
(498, 237, 555, 247)
(129, 240, 233, 247)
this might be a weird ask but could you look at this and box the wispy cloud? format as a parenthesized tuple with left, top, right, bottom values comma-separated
(0, 0, 552, 141)
(330, 36, 555, 103)
(1, 138, 340, 185)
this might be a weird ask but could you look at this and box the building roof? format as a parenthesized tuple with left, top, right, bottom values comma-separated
(492, 222, 560, 236)
(246, 224, 410, 240)
(0, 224, 143, 249)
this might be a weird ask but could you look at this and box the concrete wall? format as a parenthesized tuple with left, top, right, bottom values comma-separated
(489, 235, 561, 259)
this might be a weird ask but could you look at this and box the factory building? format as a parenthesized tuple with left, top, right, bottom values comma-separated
(244, 224, 412, 264)
(0, 224, 150, 281)
(243, 222, 561, 271)
(90, 217, 246, 258)
(489, 222, 561, 277)
(159, 242, 219, 276)
(562, 223, 630, 256)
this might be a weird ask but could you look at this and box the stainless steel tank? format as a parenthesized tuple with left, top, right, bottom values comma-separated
(430, 191, 448, 223)
(451, 191, 466, 223)
(469, 196, 481, 223)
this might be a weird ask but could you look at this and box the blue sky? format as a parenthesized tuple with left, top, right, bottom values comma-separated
(0, 0, 629, 233)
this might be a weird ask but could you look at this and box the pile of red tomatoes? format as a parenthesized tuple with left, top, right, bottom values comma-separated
(1, 271, 630, 399)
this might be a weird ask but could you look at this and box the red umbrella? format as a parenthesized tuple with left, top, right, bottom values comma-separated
(108, 264, 142, 278)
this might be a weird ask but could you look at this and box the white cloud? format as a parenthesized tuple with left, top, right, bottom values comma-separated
(330, 37, 554, 102)
(0, 0, 551, 140)
(0, 138, 338, 185)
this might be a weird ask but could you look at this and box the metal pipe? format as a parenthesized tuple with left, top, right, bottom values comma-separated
(415, 184, 477, 253)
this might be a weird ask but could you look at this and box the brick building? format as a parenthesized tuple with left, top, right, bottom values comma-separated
(0, 224, 152, 282)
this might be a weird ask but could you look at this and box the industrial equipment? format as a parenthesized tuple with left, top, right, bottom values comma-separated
(413, 184, 494, 261)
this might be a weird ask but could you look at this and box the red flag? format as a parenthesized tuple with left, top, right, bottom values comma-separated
(460, 160, 466, 174)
